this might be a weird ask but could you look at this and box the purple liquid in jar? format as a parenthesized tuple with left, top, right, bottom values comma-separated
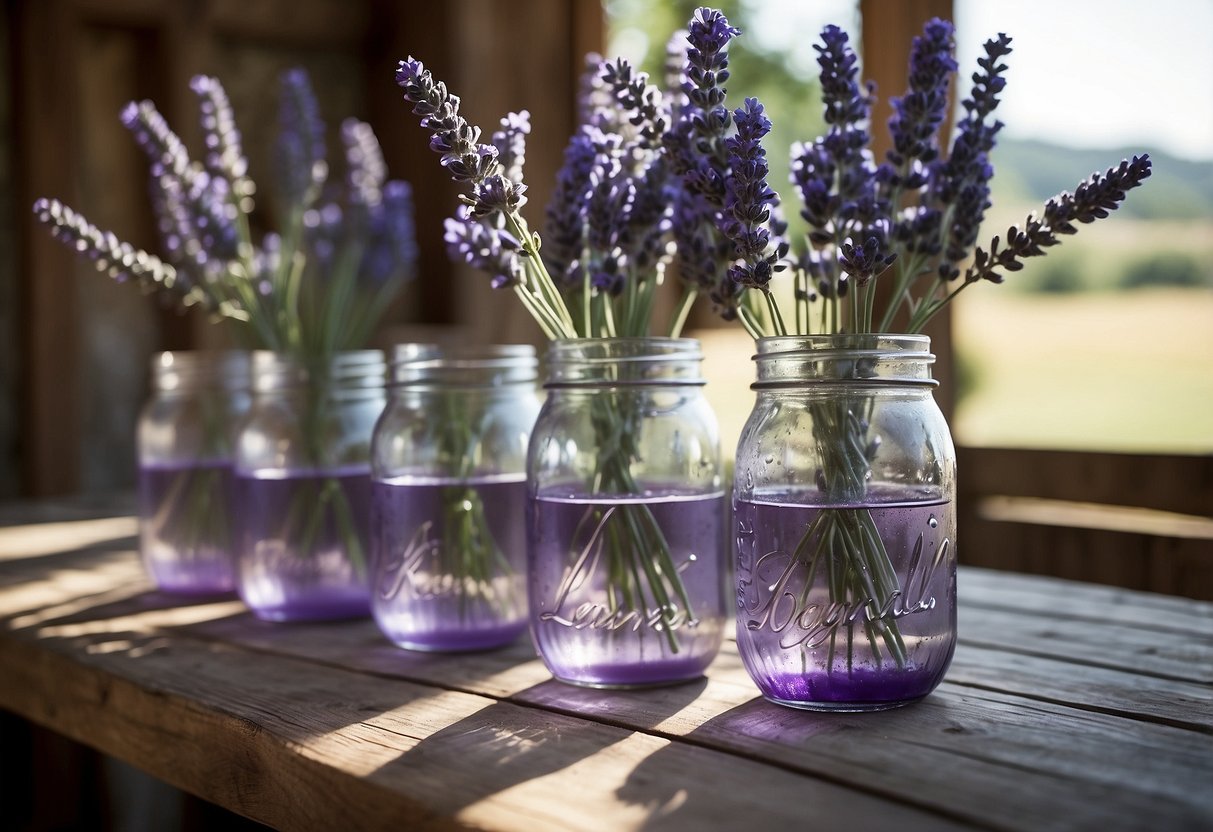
(234, 467, 373, 622)
(138, 460, 237, 595)
(528, 488, 727, 688)
(371, 475, 529, 651)
(734, 491, 956, 711)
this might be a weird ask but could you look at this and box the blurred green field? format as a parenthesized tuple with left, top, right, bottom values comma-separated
(953, 287, 1213, 452)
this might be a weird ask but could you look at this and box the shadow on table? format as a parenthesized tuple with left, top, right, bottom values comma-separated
(365, 677, 709, 819)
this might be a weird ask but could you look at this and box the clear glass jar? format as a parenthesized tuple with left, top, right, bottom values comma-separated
(371, 344, 539, 651)
(734, 335, 957, 711)
(528, 338, 726, 687)
(137, 351, 250, 594)
(233, 350, 386, 622)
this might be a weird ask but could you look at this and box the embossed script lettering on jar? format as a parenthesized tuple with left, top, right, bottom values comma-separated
(537, 499, 714, 633)
(735, 497, 954, 651)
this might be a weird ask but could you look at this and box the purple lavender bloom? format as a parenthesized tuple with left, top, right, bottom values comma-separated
(120, 101, 191, 180)
(886, 18, 957, 186)
(492, 111, 531, 185)
(722, 98, 788, 290)
(671, 7, 741, 209)
(838, 235, 897, 285)
(363, 180, 419, 286)
(618, 158, 673, 273)
(121, 100, 239, 269)
(33, 198, 189, 300)
(963, 155, 1151, 285)
(470, 175, 527, 218)
(933, 33, 1013, 278)
(190, 75, 253, 206)
(276, 69, 329, 210)
(444, 206, 523, 289)
(543, 126, 599, 286)
(396, 58, 499, 185)
(342, 118, 387, 213)
(577, 53, 615, 131)
(601, 58, 667, 150)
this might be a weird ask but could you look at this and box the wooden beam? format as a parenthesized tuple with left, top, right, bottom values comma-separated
(16, 0, 82, 496)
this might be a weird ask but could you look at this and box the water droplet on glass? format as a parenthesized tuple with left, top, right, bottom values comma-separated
(928, 515, 938, 528)
(687, 553, 697, 562)
(764, 455, 775, 464)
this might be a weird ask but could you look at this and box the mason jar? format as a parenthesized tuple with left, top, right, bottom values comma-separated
(528, 338, 726, 687)
(370, 344, 539, 651)
(733, 335, 957, 711)
(137, 351, 249, 594)
(233, 350, 386, 622)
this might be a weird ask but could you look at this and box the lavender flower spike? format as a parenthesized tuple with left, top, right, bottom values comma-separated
(723, 97, 788, 291)
(492, 111, 531, 185)
(673, 7, 742, 205)
(395, 58, 499, 184)
(276, 68, 328, 209)
(886, 18, 957, 186)
(961, 155, 1152, 286)
(32, 198, 192, 301)
(190, 75, 254, 207)
(342, 118, 387, 210)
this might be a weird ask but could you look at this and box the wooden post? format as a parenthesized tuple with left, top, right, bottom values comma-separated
(860, 0, 956, 420)
(16, 0, 81, 496)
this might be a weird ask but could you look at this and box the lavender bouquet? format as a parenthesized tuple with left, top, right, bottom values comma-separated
(34, 70, 416, 582)
(397, 50, 721, 656)
(675, 8, 1151, 670)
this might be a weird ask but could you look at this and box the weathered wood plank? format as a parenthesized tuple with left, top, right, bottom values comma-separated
(958, 604, 1213, 684)
(0, 613, 968, 831)
(4, 541, 1212, 831)
(961, 566, 1213, 636)
(958, 447, 1213, 519)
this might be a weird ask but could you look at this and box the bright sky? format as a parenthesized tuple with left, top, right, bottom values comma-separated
(956, 0, 1212, 161)
(613, 0, 1213, 163)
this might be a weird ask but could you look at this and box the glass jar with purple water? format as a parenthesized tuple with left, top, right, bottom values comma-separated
(528, 338, 726, 688)
(233, 350, 385, 622)
(734, 335, 957, 711)
(371, 344, 539, 651)
(137, 351, 250, 594)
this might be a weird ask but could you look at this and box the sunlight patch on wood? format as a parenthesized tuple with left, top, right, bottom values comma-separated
(0, 516, 137, 560)
(977, 495, 1213, 540)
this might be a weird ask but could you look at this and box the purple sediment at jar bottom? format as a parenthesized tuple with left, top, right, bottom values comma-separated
(147, 559, 236, 596)
(546, 655, 715, 689)
(247, 591, 370, 623)
(756, 665, 944, 710)
(386, 620, 527, 652)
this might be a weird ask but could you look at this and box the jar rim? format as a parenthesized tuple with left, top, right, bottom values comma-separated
(752, 334, 937, 388)
(250, 349, 386, 392)
(150, 350, 250, 392)
(544, 337, 705, 388)
(389, 343, 538, 387)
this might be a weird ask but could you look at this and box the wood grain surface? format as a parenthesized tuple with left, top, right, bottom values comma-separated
(1, 499, 1211, 831)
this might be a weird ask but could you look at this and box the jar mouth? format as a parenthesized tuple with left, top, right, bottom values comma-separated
(151, 350, 250, 392)
(752, 335, 936, 388)
(389, 343, 538, 387)
(251, 350, 386, 392)
(544, 337, 705, 388)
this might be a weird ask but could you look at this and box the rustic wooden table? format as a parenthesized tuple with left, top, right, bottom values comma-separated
(0, 497, 1210, 831)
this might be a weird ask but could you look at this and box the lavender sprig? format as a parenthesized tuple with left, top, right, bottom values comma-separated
(667, 7, 751, 327)
(276, 69, 328, 213)
(907, 154, 1152, 330)
(36, 67, 415, 358)
(885, 18, 956, 187)
(33, 198, 188, 300)
(190, 75, 254, 210)
(933, 33, 1012, 280)
(396, 57, 576, 339)
(723, 98, 789, 333)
